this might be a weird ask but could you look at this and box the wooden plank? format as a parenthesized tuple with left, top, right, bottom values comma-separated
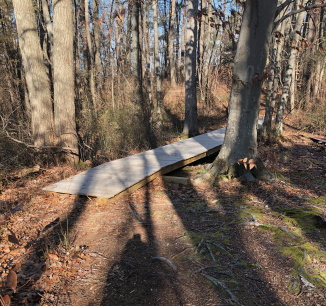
(43, 129, 225, 199)
(310, 136, 326, 144)
(43, 118, 264, 202)
(162, 176, 190, 185)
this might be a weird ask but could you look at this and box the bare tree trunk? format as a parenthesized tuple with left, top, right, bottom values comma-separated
(53, 0, 78, 160)
(197, 0, 204, 100)
(92, 0, 103, 94)
(153, 0, 163, 119)
(200, 0, 278, 182)
(130, 0, 142, 100)
(12, 0, 54, 146)
(169, 0, 176, 86)
(142, 8, 153, 107)
(79, 0, 94, 112)
(304, 7, 325, 108)
(202, 0, 212, 105)
(85, 0, 97, 112)
(183, 0, 199, 137)
(275, 0, 308, 135)
(180, 7, 187, 83)
(41, 0, 53, 57)
(175, 3, 181, 84)
(262, 20, 287, 136)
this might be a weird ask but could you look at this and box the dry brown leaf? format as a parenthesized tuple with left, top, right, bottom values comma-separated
(0, 295, 11, 306)
(0, 214, 6, 226)
(8, 229, 20, 245)
(7, 270, 17, 292)
(12, 263, 21, 272)
(48, 253, 59, 261)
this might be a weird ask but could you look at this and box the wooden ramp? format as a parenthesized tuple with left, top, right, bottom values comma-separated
(43, 128, 226, 199)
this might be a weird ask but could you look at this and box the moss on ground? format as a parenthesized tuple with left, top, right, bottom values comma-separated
(259, 219, 326, 289)
(309, 197, 326, 206)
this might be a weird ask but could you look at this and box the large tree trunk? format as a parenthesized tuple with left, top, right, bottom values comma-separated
(182, 0, 199, 137)
(198, 0, 278, 183)
(12, 0, 54, 147)
(53, 0, 78, 161)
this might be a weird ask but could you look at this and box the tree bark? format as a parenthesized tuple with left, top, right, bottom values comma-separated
(183, 0, 199, 137)
(262, 20, 287, 137)
(92, 0, 103, 94)
(130, 0, 142, 88)
(180, 7, 187, 83)
(169, 0, 177, 86)
(53, 0, 78, 161)
(85, 0, 97, 112)
(41, 0, 54, 59)
(275, 0, 308, 135)
(153, 0, 163, 120)
(12, 0, 54, 147)
(201, 0, 212, 105)
(199, 0, 278, 182)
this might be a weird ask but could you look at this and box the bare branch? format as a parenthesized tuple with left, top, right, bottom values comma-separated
(3, 131, 79, 154)
(275, 0, 296, 18)
(274, 3, 326, 30)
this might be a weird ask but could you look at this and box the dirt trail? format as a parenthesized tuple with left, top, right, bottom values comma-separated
(0, 129, 325, 305)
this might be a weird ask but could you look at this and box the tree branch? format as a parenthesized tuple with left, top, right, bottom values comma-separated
(274, 3, 326, 30)
(3, 131, 79, 154)
(275, 0, 296, 18)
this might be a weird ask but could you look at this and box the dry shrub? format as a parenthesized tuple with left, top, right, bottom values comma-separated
(0, 133, 38, 188)
(293, 102, 326, 135)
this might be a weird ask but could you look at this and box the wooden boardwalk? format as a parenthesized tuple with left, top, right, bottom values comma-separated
(43, 128, 226, 199)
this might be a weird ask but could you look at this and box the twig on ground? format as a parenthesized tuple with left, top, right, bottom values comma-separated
(152, 256, 177, 271)
(206, 243, 216, 261)
(171, 247, 192, 259)
(195, 237, 205, 254)
(201, 273, 239, 304)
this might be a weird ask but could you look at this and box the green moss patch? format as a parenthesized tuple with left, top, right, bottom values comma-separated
(280, 242, 326, 289)
(309, 197, 326, 206)
(277, 207, 326, 232)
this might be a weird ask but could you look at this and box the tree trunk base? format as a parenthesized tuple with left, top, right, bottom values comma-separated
(192, 157, 275, 185)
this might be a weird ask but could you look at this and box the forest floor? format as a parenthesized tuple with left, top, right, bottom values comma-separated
(0, 121, 326, 305)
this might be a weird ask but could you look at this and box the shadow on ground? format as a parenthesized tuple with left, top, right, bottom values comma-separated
(100, 186, 183, 305)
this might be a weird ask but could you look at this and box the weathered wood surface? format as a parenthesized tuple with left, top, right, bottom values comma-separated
(43, 128, 226, 199)
(310, 136, 326, 145)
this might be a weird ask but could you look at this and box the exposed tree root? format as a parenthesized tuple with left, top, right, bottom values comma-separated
(192, 156, 275, 185)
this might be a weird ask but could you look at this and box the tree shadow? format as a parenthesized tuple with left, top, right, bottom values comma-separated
(100, 185, 183, 306)
(280, 143, 325, 196)
(162, 179, 283, 305)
